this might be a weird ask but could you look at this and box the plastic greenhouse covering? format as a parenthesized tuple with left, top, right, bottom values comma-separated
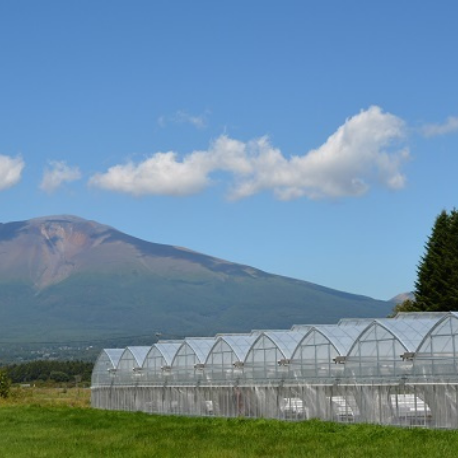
(91, 349, 124, 387)
(92, 311, 458, 428)
(116, 346, 151, 385)
(205, 335, 258, 382)
(143, 341, 182, 382)
(290, 324, 367, 379)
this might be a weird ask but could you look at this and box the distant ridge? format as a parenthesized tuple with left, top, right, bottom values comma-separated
(390, 292, 415, 304)
(0, 215, 393, 342)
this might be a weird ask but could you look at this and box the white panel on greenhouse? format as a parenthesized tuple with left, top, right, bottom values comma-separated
(290, 325, 367, 379)
(394, 312, 449, 321)
(91, 348, 124, 387)
(337, 318, 375, 327)
(142, 341, 183, 383)
(291, 325, 318, 330)
(345, 317, 442, 378)
(205, 334, 258, 382)
(171, 338, 215, 381)
(414, 312, 458, 376)
(116, 346, 151, 385)
(244, 330, 308, 381)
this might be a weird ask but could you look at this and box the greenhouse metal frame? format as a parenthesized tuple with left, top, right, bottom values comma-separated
(91, 311, 458, 428)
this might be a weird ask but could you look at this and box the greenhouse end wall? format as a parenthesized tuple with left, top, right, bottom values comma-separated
(91, 312, 458, 428)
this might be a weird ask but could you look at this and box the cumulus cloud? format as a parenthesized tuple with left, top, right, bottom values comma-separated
(88, 136, 248, 196)
(90, 106, 409, 200)
(0, 155, 25, 191)
(421, 116, 458, 137)
(40, 161, 82, 193)
(230, 106, 408, 200)
(158, 110, 208, 129)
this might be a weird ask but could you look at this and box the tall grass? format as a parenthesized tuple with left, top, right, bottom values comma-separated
(1, 388, 458, 457)
(1, 386, 90, 408)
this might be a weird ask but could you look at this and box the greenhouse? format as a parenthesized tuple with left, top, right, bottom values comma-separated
(91, 348, 124, 410)
(91, 311, 458, 428)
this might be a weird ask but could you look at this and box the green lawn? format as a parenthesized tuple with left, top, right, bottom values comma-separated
(1, 389, 458, 457)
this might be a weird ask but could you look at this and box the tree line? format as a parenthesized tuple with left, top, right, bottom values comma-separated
(2, 360, 93, 384)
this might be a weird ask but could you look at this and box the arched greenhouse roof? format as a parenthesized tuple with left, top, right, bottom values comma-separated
(247, 330, 308, 361)
(172, 338, 216, 365)
(347, 317, 443, 357)
(118, 346, 151, 368)
(98, 348, 124, 368)
(92, 348, 125, 386)
(143, 341, 183, 367)
(206, 334, 257, 364)
(337, 318, 375, 327)
(290, 325, 315, 331)
(415, 312, 458, 354)
(393, 312, 449, 321)
(296, 324, 368, 356)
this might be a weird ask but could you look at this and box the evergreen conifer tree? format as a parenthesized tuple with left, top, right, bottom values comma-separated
(414, 209, 458, 311)
(447, 209, 458, 307)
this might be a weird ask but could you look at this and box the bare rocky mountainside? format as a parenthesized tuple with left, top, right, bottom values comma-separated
(0, 215, 393, 343)
(0, 215, 265, 290)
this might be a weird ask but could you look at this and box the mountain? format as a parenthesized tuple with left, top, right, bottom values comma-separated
(390, 292, 415, 304)
(0, 215, 393, 343)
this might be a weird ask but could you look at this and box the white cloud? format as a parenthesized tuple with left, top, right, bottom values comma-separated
(89, 135, 251, 196)
(158, 110, 208, 129)
(40, 161, 82, 193)
(230, 106, 408, 200)
(90, 152, 211, 196)
(90, 106, 409, 200)
(173, 110, 208, 129)
(421, 116, 458, 137)
(0, 155, 25, 191)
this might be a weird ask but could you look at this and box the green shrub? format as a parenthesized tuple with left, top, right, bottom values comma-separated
(49, 371, 70, 383)
(0, 370, 11, 398)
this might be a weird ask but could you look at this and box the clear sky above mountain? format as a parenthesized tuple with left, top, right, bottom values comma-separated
(1, 1, 457, 300)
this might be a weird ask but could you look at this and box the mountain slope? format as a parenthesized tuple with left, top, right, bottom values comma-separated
(0, 215, 393, 342)
(390, 292, 415, 304)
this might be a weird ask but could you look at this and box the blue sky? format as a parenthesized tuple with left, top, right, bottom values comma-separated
(1, 1, 457, 300)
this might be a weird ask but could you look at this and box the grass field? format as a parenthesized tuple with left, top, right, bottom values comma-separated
(2, 388, 458, 457)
